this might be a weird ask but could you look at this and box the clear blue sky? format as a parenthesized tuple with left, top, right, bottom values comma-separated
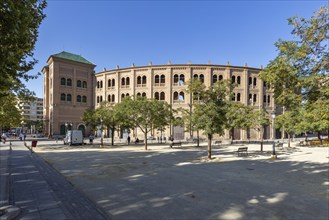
(26, 0, 327, 98)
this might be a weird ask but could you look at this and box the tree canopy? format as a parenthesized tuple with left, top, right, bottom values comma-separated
(261, 6, 329, 140)
(0, 0, 47, 98)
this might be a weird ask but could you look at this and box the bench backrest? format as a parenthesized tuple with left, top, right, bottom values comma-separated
(238, 147, 248, 151)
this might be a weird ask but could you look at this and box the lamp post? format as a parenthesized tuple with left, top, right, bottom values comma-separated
(271, 110, 277, 159)
(65, 122, 68, 134)
(99, 117, 103, 147)
(188, 103, 193, 140)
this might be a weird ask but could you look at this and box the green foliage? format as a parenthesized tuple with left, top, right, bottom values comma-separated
(261, 6, 329, 137)
(116, 97, 172, 150)
(225, 102, 252, 140)
(81, 108, 99, 131)
(0, 94, 21, 129)
(0, 0, 47, 98)
(187, 79, 231, 159)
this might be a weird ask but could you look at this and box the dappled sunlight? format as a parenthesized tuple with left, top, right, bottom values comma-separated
(265, 192, 288, 204)
(32, 143, 329, 219)
(218, 205, 244, 220)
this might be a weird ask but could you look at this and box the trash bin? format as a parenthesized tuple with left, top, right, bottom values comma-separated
(31, 140, 38, 147)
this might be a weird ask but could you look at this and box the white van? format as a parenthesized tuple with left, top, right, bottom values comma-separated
(63, 130, 84, 145)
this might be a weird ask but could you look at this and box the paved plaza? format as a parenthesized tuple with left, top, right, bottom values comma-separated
(1, 138, 328, 219)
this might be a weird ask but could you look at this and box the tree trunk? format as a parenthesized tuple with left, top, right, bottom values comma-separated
(111, 127, 115, 146)
(318, 132, 322, 145)
(207, 133, 212, 159)
(144, 132, 148, 150)
(288, 133, 291, 148)
(197, 130, 200, 147)
(230, 128, 234, 144)
(260, 128, 264, 152)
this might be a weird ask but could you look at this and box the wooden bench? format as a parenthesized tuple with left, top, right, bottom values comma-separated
(170, 142, 181, 148)
(276, 143, 283, 149)
(235, 147, 248, 156)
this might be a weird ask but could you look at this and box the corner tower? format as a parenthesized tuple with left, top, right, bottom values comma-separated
(42, 51, 96, 137)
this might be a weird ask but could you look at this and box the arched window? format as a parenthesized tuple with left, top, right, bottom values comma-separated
(97, 96, 100, 103)
(126, 77, 130, 86)
(121, 94, 125, 99)
(97, 81, 100, 88)
(137, 76, 141, 85)
(160, 92, 165, 100)
(219, 75, 223, 80)
(61, 93, 66, 101)
(268, 95, 271, 105)
(136, 92, 141, 97)
(82, 96, 87, 103)
(142, 92, 146, 97)
(100, 81, 103, 88)
(179, 92, 185, 102)
(179, 74, 185, 85)
(108, 95, 111, 101)
(193, 74, 198, 80)
(212, 75, 218, 84)
(67, 94, 72, 101)
(126, 93, 129, 97)
(61, 78, 66, 86)
(253, 78, 257, 86)
(249, 77, 252, 86)
(173, 92, 179, 101)
(112, 95, 115, 102)
(160, 75, 165, 84)
(237, 93, 241, 102)
(77, 80, 82, 87)
(174, 74, 179, 83)
(249, 94, 252, 103)
(67, 78, 72, 86)
(112, 79, 115, 87)
(83, 81, 87, 88)
(142, 76, 147, 85)
(263, 81, 267, 88)
(108, 79, 111, 87)
(237, 76, 241, 85)
(199, 74, 204, 83)
(231, 76, 236, 84)
(253, 94, 257, 103)
(264, 95, 267, 103)
(121, 77, 126, 86)
(77, 95, 81, 102)
(100, 95, 103, 102)
(155, 75, 160, 84)
(232, 93, 236, 101)
(155, 92, 159, 100)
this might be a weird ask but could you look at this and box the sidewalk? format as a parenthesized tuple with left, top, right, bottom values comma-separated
(0, 140, 109, 220)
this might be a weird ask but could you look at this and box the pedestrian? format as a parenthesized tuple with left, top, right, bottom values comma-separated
(127, 135, 131, 145)
(89, 133, 94, 144)
(23, 133, 26, 141)
(1, 133, 7, 144)
(19, 133, 24, 141)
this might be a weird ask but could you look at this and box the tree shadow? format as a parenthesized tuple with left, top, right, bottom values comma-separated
(36, 147, 329, 220)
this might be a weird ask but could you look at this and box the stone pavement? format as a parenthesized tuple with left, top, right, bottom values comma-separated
(0, 140, 109, 220)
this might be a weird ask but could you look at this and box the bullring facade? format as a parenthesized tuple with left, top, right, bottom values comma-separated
(43, 51, 276, 140)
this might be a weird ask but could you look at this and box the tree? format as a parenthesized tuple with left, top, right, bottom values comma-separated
(117, 97, 172, 150)
(248, 108, 270, 151)
(275, 110, 301, 147)
(225, 102, 252, 143)
(0, 94, 21, 130)
(187, 79, 231, 159)
(261, 6, 329, 141)
(81, 108, 99, 133)
(0, 0, 47, 98)
(96, 102, 126, 146)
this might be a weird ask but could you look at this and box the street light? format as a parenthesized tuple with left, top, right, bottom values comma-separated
(188, 103, 193, 140)
(271, 110, 277, 159)
(99, 117, 103, 147)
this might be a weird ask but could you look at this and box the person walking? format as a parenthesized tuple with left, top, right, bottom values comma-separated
(1, 133, 7, 144)
(127, 135, 131, 145)
(89, 133, 94, 144)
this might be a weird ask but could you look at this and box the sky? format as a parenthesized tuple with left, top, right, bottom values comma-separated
(26, 0, 327, 98)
